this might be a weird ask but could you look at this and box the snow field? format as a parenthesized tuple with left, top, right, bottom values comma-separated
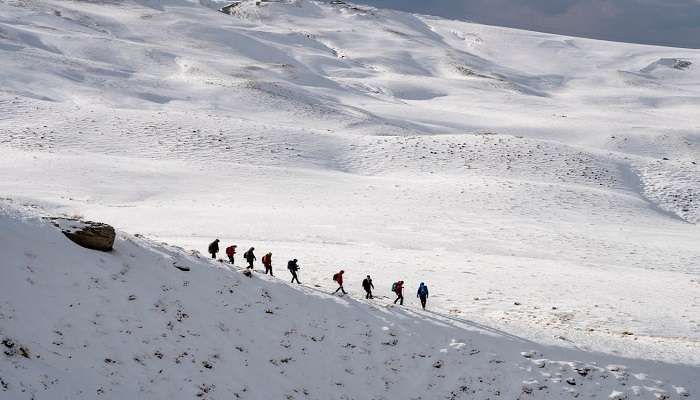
(0, 208, 697, 399)
(1, 0, 699, 384)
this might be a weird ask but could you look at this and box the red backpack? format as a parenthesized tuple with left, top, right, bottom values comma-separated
(226, 246, 235, 257)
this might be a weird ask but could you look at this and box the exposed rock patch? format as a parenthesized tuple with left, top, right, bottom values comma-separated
(47, 217, 116, 251)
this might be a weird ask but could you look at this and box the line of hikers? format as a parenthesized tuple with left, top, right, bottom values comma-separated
(208, 239, 430, 310)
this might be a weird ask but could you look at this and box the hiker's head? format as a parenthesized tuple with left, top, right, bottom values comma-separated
(340, 270, 344, 274)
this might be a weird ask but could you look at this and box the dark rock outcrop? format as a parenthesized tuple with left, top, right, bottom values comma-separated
(47, 218, 115, 251)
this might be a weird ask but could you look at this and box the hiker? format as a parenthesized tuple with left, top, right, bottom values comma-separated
(262, 252, 273, 276)
(417, 282, 429, 310)
(225, 244, 237, 264)
(332, 270, 346, 295)
(287, 259, 301, 284)
(392, 280, 404, 305)
(208, 239, 220, 259)
(243, 247, 256, 270)
(362, 275, 374, 299)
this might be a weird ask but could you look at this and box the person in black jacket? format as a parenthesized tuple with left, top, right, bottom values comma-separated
(287, 259, 301, 284)
(243, 247, 256, 270)
(208, 239, 220, 259)
(362, 275, 374, 299)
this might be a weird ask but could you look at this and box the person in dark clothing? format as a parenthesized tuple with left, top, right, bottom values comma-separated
(393, 280, 404, 305)
(243, 247, 256, 270)
(208, 239, 220, 259)
(332, 270, 346, 295)
(262, 252, 273, 276)
(225, 245, 237, 264)
(362, 275, 374, 299)
(287, 259, 301, 284)
(417, 282, 429, 310)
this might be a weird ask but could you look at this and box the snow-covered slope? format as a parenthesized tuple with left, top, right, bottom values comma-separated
(0, 0, 699, 380)
(0, 207, 697, 399)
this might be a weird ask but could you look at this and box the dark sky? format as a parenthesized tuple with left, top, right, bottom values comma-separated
(354, 0, 700, 48)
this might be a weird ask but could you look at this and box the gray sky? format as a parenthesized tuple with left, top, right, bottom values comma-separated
(355, 0, 700, 48)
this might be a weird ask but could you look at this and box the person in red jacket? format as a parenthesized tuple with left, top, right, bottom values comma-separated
(393, 280, 404, 305)
(225, 245, 237, 264)
(262, 252, 273, 276)
(332, 270, 346, 295)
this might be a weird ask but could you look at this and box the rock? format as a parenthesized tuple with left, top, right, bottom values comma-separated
(48, 218, 115, 251)
(673, 60, 692, 70)
(522, 380, 547, 393)
(173, 262, 190, 272)
(520, 350, 536, 358)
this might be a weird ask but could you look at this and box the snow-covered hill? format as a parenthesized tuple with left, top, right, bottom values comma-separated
(1, 0, 699, 391)
(0, 207, 697, 399)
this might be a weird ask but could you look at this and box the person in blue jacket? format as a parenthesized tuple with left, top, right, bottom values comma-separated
(417, 282, 429, 310)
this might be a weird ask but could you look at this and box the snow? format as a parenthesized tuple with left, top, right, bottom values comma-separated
(0, 208, 698, 399)
(0, 0, 699, 396)
(47, 217, 93, 234)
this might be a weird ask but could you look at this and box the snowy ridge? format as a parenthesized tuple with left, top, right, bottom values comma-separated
(0, 206, 697, 399)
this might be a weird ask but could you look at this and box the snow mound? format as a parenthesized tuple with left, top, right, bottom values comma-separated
(1, 206, 698, 399)
(641, 58, 693, 74)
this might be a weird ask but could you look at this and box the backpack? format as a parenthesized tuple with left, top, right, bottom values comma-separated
(391, 282, 397, 292)
(418, 285, 428, 296)
(332, 273, 339, 282)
